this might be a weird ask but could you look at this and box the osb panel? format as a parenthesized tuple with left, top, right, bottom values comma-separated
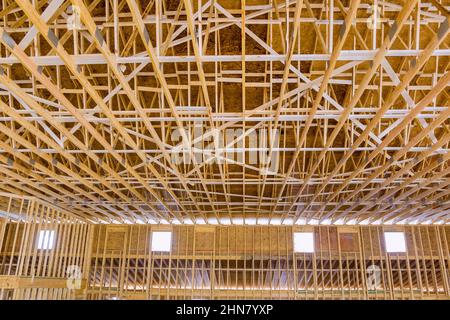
(106, 231, 127, 251)
(0, 218, 6, 253)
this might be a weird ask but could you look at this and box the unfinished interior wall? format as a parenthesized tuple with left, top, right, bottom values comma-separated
(86, 224, 450, 300)
(1, 194, 450, 300)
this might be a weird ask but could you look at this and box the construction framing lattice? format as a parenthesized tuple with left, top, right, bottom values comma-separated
(0, 0, 449, 225)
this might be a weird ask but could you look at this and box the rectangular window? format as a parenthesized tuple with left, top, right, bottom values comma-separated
(37, 230, 56, 250)
(151, 231, 172, 252)
(384, 232, 406, 253)
(293, 232, 314, 253)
